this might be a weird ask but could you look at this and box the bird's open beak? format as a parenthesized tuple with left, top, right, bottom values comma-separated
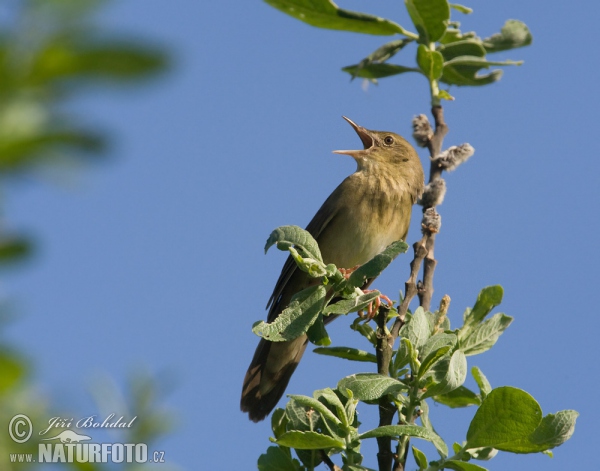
(333, 116, 375, 157)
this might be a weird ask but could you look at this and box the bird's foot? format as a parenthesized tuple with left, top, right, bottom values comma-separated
(339, 265, 360, 279)
(359, 290, 393, 320)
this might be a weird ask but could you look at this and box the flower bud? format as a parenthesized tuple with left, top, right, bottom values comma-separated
(432, 143, 474, 171)
(412, 114, 433, 147)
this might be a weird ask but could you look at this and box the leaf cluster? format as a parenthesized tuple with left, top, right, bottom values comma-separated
(263, 0, 532, 103)
(258, 281, 577, 470)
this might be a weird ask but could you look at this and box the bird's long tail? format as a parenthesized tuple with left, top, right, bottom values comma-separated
(240, 335, 309, 422)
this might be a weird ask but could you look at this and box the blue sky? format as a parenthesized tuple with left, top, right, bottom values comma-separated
(4, 0, 598, 469)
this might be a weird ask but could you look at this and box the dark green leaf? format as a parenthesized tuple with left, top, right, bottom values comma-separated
(306, 315, 331, 346)
(482, 20, 532, 53)
(441, 65, 503, 86)
(313, 346, 377, 363)
(405, 0, 451, 43)
(342, 63, 419, 80)
(438, 39, 486, 61)
(417, 45, 444, 81)
(444, 461, 488, 471)
(347, 240, 408, 288)
(264, 0, 410, 36)
(265, 225, 322, 261)
(258, 446, 302, 471)
(271, 408, 288, 439)
(360, 424, 447, 457)
(0, 237, 32, 264)
(252, 285, 326, 341)
(360, 39, 414, 64)
(272, 430, 344, 450)
(337, 373, 406, 401)
(433, 385, 481, 408)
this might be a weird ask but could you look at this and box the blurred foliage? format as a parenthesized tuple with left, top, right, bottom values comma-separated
(0, 0, 174, 469)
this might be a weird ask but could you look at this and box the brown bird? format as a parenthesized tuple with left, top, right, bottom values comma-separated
(241, 117, 424, 422)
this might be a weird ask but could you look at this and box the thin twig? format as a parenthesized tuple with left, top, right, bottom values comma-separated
(319, 450, 342, 471)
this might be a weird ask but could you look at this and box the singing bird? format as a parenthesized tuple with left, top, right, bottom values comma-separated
(241, 117, 424, 422)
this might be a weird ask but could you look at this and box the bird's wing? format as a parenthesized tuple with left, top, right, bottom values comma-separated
(265, 184, 344, 322)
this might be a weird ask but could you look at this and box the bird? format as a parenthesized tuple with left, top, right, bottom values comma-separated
(241, 116, 424, 422)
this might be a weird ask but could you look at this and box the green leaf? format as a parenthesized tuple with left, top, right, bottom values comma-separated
(461, 286, 503, 332)
(412, 446, 428, 470)
(264, 0, 411, 36)
(347, 240, 408, 288)
(252, 285, 327, 341)
(444, 56, 523, 68)
(438, 39, 486, 61)
(0, 237, 32, 264)
(422, 349, 467, 398)
(441, 65, 503, 86)
(0, 350, 26, 394)
(258, 446, 302, 471)
(314, 388, 349, 428)
(350, 318, 377, 346)
(313, 346, 377, 363)
(420, 333, 457, 360)
(337, 373, 406, 401)
(443, 461, 488, 471)
(400, 307, 431, 349)
(460, 313, 513, 356)
(306, 315, 331, 346)
(482, 20, 532, 53)
(530, 410, 579, 449)
(360, 424, 448, 457)
(433, 385, 481, 408)
(471, 367, 491, 399)
(323, 291, 381, 315)
(342, 63, 419, 80)
(288, 394, 342, 426)
(466, 387, 578, 453)
(271, 408, 288, 439)
(272, 430, 345, 450)
(418, 345, 452, 379)
(405, 0, 451, 43)
(265, 225, 322, 262)
(360, 38, 414, 64)
(0, 130, 105, 171)
(450, 4, 472, 14)
(417, 45, 444, 81)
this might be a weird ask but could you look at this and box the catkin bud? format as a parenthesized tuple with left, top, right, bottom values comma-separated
(432, 143, 474, 171)
(422, 207, 441, 234)
(419, 178, 446, 208)
(412, 114, 433, 147)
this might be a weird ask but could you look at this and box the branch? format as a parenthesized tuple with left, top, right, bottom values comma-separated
(319, 450, 342, 471)
(375, 305, 396, 471)
(420, 106, 448, 311)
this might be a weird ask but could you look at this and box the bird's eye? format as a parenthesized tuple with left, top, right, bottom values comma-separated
(384, 136, 394, 145)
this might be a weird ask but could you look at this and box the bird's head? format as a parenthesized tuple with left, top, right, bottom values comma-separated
(333, 116, 422, 176)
